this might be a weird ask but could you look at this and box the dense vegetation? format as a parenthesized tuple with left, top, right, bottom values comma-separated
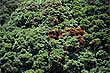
(0, 0, 110, 73)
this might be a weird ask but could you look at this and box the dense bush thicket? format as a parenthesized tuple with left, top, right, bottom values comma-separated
(0, 0, 110, 73)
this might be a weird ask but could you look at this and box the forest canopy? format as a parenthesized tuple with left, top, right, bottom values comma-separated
(0, 0, 110, 73)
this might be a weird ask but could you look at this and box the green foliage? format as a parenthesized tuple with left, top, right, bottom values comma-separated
(33, 50, 49, 70)
(0, 0, 110, 73)
(0, 0, 23, 25)
(0, 52, 20, 73)
(9, 10, 44, 27)
(79, 50, 97, 70)
(63, 36, 80, 52)
(24, 69, 44, 73)
(63, 60, 84, 73)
